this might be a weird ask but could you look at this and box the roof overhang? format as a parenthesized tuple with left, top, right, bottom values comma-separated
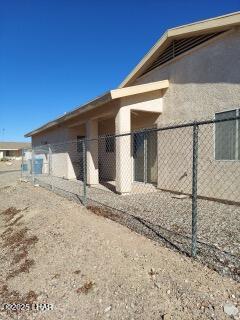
(119, 11, 240, 88)
(25, 80, 169, 137)
(111, 80, 169, 99)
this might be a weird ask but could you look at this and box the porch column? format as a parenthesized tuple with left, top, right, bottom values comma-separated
(86, 119, 99, 185)
(115, 106, 132, 194)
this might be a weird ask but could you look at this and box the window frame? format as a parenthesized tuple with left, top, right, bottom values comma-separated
(214, 108, 239, 161)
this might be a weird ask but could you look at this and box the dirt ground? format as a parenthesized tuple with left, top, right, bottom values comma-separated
(0, 160, 21, 188)
(34, 174, 240, 281)
(0, 159, 21, 172)
(0, 174, 239, 319)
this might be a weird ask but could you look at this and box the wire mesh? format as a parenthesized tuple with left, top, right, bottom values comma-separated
(21, 116, 240, 281)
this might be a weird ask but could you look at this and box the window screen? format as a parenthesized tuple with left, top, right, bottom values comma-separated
(215, 110, 239, 160)
(105, 136, 115, 153)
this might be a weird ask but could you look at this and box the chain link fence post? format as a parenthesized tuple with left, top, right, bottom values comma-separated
(82, 139, 87, 206)
(191, 123, 199, 257)
(32, 148, 35, 185)
(21, 149, 24, 180)
(48, 145, 53, 190)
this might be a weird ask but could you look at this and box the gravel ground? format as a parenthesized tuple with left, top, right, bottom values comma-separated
(0, 160, 21, 188)
(33, 175, 240, 281)
(0, 173, 239, 320)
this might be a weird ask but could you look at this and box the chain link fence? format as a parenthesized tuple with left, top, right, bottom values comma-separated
(22, 116, 240, 281)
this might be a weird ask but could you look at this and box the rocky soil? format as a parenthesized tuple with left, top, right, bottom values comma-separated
(0, 174, 239, 319)
(34, 175, 240, 281)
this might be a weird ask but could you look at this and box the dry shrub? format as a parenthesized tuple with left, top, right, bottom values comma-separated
(7, 259, 35, 279)
(25, 290, 38, 304)
(1, 227, 29, 248)
(87, 205, 118, 220)
(1, 207, 22, 222)
(1, 227, 14, 238)
(12, 250, 28, 264)
(76, 281, 94, 294)
(0, 283, 38, 311)
(1, 225, 38, 279)
(8, 214, 23, 227)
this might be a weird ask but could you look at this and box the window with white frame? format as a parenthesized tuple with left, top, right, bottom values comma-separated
(215, 109, 239, 160)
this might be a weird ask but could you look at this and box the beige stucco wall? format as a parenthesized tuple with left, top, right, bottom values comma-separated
(31, 94, 162, 183)
(132, 28, 240, 201)
(31, 101, 120, 180)
(133, 29, 240, 122)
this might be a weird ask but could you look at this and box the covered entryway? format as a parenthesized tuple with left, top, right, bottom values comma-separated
(37, 80, 169, 193)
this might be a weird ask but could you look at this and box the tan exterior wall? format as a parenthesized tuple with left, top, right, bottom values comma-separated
(31, 101, 118, 180)
(132, 28, 240, 201)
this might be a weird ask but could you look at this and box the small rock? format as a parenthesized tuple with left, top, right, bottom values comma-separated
(149, 268, 156, 276)
(154, 282, 161, 289)
(167, 290, 170, 295)
(172, 194, 188, 199)
(104, 306, 112, 313)
(162, 314, 171, 320)
(223, 304, 238, 316)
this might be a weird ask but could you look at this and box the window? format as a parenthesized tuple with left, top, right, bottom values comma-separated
(215, 110, 239, 160)
(105, 136, 115, 153)
(77, 136, 85, 153)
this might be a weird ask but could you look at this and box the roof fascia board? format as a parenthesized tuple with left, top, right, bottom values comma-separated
(110, 80, 169, 99)
(119, 12, 240, 88)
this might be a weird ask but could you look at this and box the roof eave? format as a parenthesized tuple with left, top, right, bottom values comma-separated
(119, 11, 240, 88)
(25, 80, 170, 138)
(25, 92, 112, 137)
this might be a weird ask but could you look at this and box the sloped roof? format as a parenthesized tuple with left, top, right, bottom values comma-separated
(119, 11, 240, 87)
(25, 92, 112, 137)
(0, 141, 31, 150)
(25, 80, 169, 137)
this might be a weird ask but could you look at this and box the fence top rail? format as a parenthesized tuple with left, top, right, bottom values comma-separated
(32, 115, 240, 148)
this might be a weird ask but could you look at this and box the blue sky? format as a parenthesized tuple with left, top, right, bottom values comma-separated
(0, 0, 239, 141)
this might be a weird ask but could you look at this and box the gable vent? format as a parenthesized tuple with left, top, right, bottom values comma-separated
(141, 30, 226, 76)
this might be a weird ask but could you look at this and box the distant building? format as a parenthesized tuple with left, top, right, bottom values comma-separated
(0, 142, 31, 160)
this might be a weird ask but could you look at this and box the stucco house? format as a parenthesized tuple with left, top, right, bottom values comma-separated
(25, 12, 240, 202)
(0, 142, 31, 160)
